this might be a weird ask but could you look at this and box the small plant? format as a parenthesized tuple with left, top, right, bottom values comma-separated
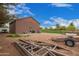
(7, 34, 20, 37)
(31, 30, 35, 33)
(26, 35, 30, 37)
(35, 40, 42, 43)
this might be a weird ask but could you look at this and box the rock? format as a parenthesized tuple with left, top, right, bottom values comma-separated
(0, 46, 2, 49)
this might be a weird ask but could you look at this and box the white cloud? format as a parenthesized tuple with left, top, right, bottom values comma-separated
(16, 4, 30, 10)
(15, 10, 23, 14)
(42, 16, 79, 29)
(40, 26, 45, 29)
(51, 3, 72, 7)
(49, 17, 79, 29)
(26, 10, 34, 15)
(51, 26, 56, 29)
(7, 9, 16, 15)
(8, 4, 34, 17)
(16, 4, 34, 16)
(43, 20, 52, 25)
(50, 17, 70, 27)
(7, 5, 16, 15)
(73, 19, 79, 28)
(8, 5, 16, 9)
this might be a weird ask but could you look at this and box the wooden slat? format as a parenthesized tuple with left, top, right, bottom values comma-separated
(51, 50, 68, 56)
(34, 47, 48, 56)
(14, 39, 72, 56)
(15, 42, 33, 56)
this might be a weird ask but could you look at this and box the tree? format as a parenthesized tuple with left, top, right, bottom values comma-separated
(55, 24, 60, 30)
(49, 27, 53, 30)
(66, 22, 76, 31)
(0, 3, 16, 27)
(59, 26, 66, 30)
(0, 4, 7, 26)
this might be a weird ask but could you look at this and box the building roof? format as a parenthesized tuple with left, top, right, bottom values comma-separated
(9, 17, 40, 24)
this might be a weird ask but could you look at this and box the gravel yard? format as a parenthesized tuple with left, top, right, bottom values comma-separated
(0, 33, 79, 56)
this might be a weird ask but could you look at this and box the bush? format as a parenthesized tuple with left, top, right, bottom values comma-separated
(31, 30, 35, 33)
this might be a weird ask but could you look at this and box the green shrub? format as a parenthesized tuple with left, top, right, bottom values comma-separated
(31, 30, 35, 33)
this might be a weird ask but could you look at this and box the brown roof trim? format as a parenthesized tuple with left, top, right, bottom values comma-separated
(30, 17, 40, 24)
(9, 19, 16, 24)
(9, 16, 40, 24)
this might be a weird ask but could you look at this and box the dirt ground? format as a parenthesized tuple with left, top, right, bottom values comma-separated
(0, 33, 79, 56)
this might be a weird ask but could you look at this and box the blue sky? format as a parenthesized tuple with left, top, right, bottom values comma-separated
(8, 3, 79, 28)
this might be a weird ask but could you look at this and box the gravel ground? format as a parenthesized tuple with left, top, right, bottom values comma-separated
(0, 33, 79, 56)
